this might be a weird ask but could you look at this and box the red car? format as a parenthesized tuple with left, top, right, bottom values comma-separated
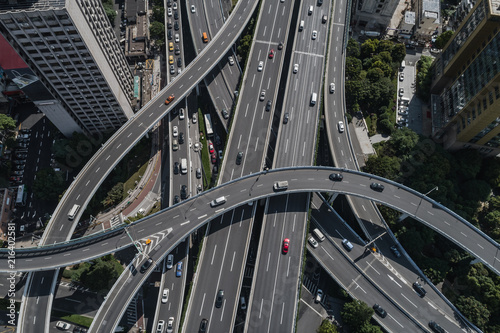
(282, 238, 289, 254)
(268, 49, 275, 59)
(211, 152, 217, 164)
(209, 142, 214, 154)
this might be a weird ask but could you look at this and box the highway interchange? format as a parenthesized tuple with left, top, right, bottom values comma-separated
(6, 0, 500, 332)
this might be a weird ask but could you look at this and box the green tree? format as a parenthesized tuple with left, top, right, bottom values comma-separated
(456, 296, 490, 330)
(416, 56, 433, 102)
(150, 21, 165, 43)
(341, 300, 374, 331)
(101, 0, 116, 24)
(361, 39, 379, 58)
(454, 149, 482, 180)
(317, 319, 338, 333)
(152, 7, 164, 22)
(237, 34, 253, 59)
(78, 255, 124, 292)
(433, 30, 454, 49)
(377, 40, 393, 53)
(0, 114, 16, 131)
(370, 60, 392, 77)
(378, 118, 394, 135)
(346, 38, 360, 58)
(358, 323, 383, 333)
(102, 182, 124, 207)
(346, 57, 362, 80)
(32, 168, 65, 202)
(479, 157, 500, 188)
(364, 155, 400, 179)
(366, 68, 384, 82)
(391, 43, 406, 64)
(459, 180, 490, 202)
(389, 128, 419, 157)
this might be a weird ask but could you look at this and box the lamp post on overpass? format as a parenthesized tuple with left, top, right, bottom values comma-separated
(416, 186, 439, 215)
(424, 186, 438, 196)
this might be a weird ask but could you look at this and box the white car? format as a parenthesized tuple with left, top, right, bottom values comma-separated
(173, 2, 177, 9)
(312, 30, 317, 40)
(329, 82, 335, 93)
(399, 88, 404, 96)
(167, 7, 172, 16)
(259, 90, 265, 101)
(308, 236, 318, 248)
(167, 317, 174, 333)
(228, 56, 235, 66)
(338, 121, 344, 133)
(175, 34, 179, 43)
(293, 64, 298, 74)
(315, 289, 323, 303)
(191, 5, 196, 13)
(192, 113, 197, 123)
(157, 320, 165, 333)
(166, 254, 174, 269)
(258, 61, 264, 72)
(162, 288, 169, 303)
(56, 321, 71, 330)
(179, 108, 185, 120)
(173, 126, 178, 137)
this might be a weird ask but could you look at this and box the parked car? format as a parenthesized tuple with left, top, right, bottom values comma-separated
(56, 321, 71, 330)
(315, 289, 323, 303)
(308, 236, 318, 248)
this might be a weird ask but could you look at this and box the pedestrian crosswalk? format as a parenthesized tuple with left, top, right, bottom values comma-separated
(110, 214, 122, 228)
(303, 275, 319, 296)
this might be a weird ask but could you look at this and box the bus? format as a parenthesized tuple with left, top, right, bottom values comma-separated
(68, 204, 81, 220)
(15, 185, 26, 206)
(204, 114, 213, 137)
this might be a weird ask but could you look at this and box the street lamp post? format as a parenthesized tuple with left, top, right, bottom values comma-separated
(424, 186, 438, 196)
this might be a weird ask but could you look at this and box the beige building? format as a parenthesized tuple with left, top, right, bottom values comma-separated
(431, 0, 500, 156)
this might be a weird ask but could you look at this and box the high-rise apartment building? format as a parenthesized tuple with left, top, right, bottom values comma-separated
(0, 0, 135, 136)
(430, 0, 500, 156)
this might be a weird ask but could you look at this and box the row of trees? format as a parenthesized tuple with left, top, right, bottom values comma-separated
(150, 0, 165, 47)
(363, 129, 500, 330)
(345, 38, 406, 134)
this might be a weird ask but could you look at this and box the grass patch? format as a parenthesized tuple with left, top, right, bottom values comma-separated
(52, 311, 93, 327)
(122, 161, 149, 200)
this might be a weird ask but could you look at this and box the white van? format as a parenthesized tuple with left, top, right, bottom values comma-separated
(400, 60, 406, 71)
(299, 20, 304, 31)
(181, 158, 187, 174)
(273, 181, 288, 191)
(308, 5, 313, 15)
(310, 92, 317, 106)
(313, 228, 325, 242)
(210, 196, 227, 207)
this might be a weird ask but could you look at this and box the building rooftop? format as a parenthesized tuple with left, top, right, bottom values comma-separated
(405, 11, 416, 24)
(0, 0, 66, 12)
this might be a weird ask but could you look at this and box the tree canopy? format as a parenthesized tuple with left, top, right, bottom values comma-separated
(32, 168, 66, 202)
(341, 300, 374, 331)
(0, 114, 16, 131)
(433, 30, 454, 49)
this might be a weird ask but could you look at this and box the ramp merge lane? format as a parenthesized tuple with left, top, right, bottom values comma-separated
(4, 167, 499, 276)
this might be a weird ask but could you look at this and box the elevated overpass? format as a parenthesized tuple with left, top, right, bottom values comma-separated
(5, 167, 499, 275)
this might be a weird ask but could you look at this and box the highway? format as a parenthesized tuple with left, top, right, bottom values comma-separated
(181, 0, 296, 330)
(14, 0, 260, 331)
(319, 0, 475, 331)
(245, 0, 332, 331)
(309, 193, 466, 333)
(5, 167, 499, 275)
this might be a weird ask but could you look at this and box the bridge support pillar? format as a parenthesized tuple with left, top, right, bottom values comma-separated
(328, 193, 339, 205)
(397, 213, 409, 222)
